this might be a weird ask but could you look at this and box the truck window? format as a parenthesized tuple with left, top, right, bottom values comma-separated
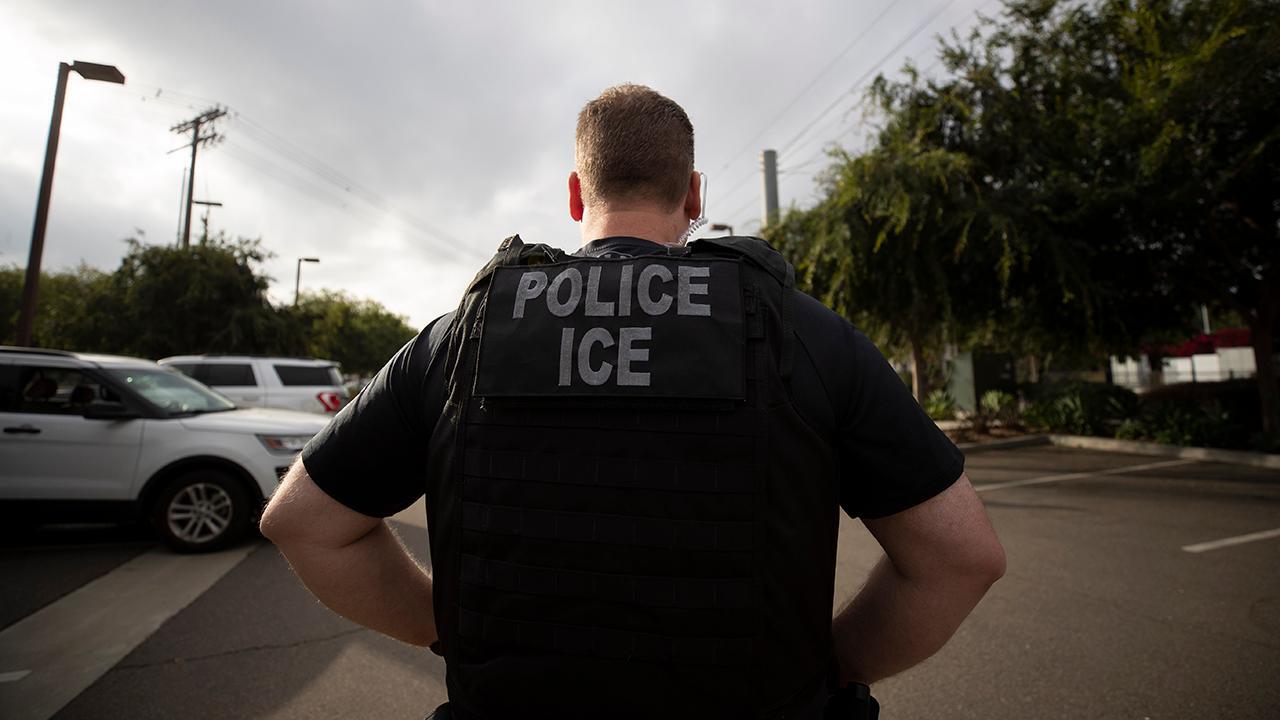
(273, 365, 340, 386)
(198, 363, 257, 387)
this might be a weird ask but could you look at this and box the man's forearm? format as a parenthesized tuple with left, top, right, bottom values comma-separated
(274, 521, 437, 647)
(832, 555, 996, 684)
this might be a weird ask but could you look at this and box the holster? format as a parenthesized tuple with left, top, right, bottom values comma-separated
(824, 682, 880, 720)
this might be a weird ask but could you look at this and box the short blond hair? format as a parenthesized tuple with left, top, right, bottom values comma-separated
(575, 84, 695, 210)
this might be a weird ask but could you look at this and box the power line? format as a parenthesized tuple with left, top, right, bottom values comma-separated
(780, 0, 1000, 179)
(714, 0, 899, 173)
(220, 137, 485, 265)
(709, 0, 963, 213)
(777, 0, 961, 158)
(130, 83, 487, 263)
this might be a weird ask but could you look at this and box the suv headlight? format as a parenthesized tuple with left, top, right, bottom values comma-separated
(258, 434, 312, 453)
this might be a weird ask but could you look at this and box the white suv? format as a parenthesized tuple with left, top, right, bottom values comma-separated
(158, 355, 349, 416)
(0, 347, 329, 552)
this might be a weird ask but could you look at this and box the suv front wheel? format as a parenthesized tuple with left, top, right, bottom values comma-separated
(151, 469, 252, 553)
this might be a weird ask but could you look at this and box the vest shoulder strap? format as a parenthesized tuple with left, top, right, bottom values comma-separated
(465, 235, 570, 294)
(687, 236, 791, 288)
(688, 236, 796, 382)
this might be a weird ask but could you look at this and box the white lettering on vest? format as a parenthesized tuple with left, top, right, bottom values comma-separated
(512, 270, 547, 319)
(547, 267, 583, 317)
(677, 266, 711, 316)
(637, 264, 673, 316)
(584, 266, 615, 317)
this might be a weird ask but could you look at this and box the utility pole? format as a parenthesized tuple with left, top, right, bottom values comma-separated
(761, 149, 779, 228)
(192, 199, 222, 244)
(170, 107, 225, 250)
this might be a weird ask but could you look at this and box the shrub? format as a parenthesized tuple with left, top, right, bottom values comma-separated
(980, 390, 1020, 425)
(1118, 397, 1247, 449)
(1022, 382, 1137, 436)
(924, 389, 957, 421)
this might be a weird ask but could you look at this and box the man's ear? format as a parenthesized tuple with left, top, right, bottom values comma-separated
(568, 172, 584, 222)
(684, 171, 702, 221)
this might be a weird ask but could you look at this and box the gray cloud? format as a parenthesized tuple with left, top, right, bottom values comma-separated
(3, 0, 991, 327)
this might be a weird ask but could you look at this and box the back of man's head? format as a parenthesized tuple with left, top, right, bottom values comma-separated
(575, 84, 695, 212)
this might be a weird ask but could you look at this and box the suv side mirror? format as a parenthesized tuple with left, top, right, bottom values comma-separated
(83, 400, 140, 421)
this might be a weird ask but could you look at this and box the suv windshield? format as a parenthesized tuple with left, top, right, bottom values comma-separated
(105, 367, 236, 416)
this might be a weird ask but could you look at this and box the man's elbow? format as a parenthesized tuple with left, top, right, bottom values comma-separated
(258, 499, 292, 544)
(963, 527, 1007, 589)
(258, 463, 306, 544)
(979, 536, 1007, 586)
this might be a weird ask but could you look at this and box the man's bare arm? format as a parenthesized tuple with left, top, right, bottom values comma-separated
(832, 473, 1005, 684)
(259, 460, 437, 647)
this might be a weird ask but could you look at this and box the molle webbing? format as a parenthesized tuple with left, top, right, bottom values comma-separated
(460, 501, 754, 552)
(460, 555, 755, 610)
(458, 609, 753, 667)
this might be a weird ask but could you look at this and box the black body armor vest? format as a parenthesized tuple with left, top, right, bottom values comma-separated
(424, 236, 841, 719)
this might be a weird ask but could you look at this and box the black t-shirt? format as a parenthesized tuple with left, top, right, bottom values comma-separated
(302, 236, 962, 520)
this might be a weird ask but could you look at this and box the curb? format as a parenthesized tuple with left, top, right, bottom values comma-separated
(1046, 434, 1280, 470)
(956, 435, 1050, 454)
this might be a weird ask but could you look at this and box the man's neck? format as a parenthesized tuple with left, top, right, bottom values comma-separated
(579, 209, 687, 247)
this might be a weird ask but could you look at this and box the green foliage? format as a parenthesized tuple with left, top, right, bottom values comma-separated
(980, 390, 1020, 425)
(924, 388, 957, 421)
(1023, 382, 1138, 436)
(291, 290, 417, 376)
(110, 235, 291, 358)
(1, 235, 415, 376)
(1115, 401, 1236, 449)
(773, 0, 1280, 429)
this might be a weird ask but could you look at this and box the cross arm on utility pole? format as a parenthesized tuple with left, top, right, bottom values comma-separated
(171, 107, 226, 250)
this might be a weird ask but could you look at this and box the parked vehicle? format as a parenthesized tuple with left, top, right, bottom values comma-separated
(0, 347, 328, 552)
(158, 355, 349, 416)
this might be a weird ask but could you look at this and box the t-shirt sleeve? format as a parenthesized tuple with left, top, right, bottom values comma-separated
(835, 328, 964, 519)
(300, 312, 454, 517)
(791, 292, 963, 519)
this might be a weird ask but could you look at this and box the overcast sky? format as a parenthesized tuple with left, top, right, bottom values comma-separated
(1, 0, 996, 329)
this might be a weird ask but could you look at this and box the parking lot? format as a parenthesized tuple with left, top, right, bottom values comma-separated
(1, 444, 1277, 720)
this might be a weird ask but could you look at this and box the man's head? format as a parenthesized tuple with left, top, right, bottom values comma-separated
(570, 84, 698, 229)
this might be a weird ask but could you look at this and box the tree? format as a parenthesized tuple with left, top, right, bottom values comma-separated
(2, 234, 414, 375)
(0, 264, 120, 351)
(779, 0, 1280, 433)
(290, 290, 417, 376)
(1117, 0, 1280, 432)
(769, 70, 988, 401)
(946, 0, 1279, 431)
(108, 234, 293, 358)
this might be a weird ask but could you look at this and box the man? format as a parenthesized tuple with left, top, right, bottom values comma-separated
(261, 84, 1005, 719)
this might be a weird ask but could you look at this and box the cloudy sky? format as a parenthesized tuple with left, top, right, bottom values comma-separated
(1, 0, 996, 329)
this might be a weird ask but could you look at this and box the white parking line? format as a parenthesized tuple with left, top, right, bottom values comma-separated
(973, 459, 1196, 492)
(0, 543, 254, 720)
(1182, 527, 1280, 554)
(0, 671, 31, 684)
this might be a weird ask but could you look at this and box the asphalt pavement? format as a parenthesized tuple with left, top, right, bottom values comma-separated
(1, 445, 1277, 720)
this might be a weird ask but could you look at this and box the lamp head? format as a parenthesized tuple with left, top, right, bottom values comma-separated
(70, 61, 125, 84)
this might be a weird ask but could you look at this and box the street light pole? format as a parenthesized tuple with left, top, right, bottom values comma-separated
(295, 257, 320, 306)
(15, 60, 124, 347)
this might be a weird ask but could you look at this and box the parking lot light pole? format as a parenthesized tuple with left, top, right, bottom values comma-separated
(16, 60, 126, 347)
(295, 257, 320, 306)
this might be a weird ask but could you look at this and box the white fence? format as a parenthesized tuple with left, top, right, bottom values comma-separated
(1110, 348, 1258, 389)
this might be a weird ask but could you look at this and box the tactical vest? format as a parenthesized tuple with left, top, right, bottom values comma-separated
(424, 236, 841, 719)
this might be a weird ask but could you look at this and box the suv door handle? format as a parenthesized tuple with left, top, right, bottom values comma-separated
(3, 425, 41, 435)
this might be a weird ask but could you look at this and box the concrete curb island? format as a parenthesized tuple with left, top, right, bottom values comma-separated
(1045, 434, 1280, 471)
(950, 430, 1280, 470)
